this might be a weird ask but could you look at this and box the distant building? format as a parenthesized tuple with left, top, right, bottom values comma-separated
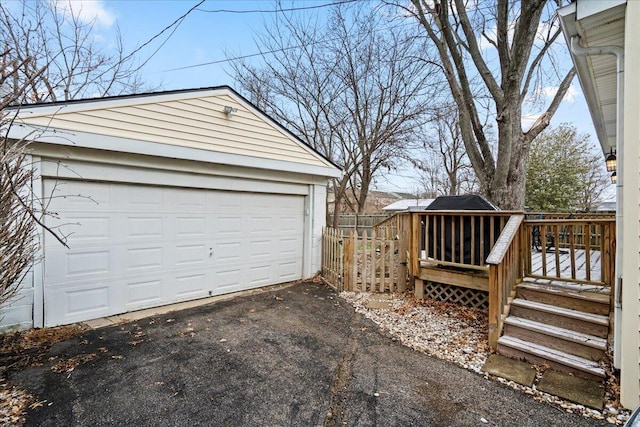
(596, 201, 616, 212)
(327, 189, 417, 214)
(382, 198, 435, 212)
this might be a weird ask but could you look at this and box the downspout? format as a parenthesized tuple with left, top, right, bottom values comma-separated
(570, 36, 624, 368)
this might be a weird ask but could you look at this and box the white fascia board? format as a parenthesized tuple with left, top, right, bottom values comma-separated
(558, 2, 612, 154)
(576, 0, 626, 20)
(11, 88, 229, 117)
(8, 123, 342, 179)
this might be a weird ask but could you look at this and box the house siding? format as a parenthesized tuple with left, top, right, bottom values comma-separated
(17, 91, 330, 168)
(1, 275, 34, 330)
(621, 0, 640, 409)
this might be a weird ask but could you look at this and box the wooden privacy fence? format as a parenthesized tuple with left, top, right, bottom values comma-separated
(328, 213, 391, 234)
(321, 227, 409, 293)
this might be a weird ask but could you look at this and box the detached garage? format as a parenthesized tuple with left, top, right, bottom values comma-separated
(3, 86, 340, 329)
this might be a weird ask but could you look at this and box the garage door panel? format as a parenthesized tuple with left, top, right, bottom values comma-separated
(126, 278, 163, 307)
(174, 216, 207, 238)
(249, 264, 273, 285)
(46, 281, 115, 324)
(216, 216, 242, 235)
(280, 237, 299, 255)
(127, 216, 164, 239)
(174, 244, 208, 267)
(249, 216, 272, 234)
(128, 185, 163, 207)
(249, 240, 273, 258)
(215, 268, 243, 291)
(126, 247, 163, 272)
(62, 216, 111, 242)
(44, 247, 115, 285)
(44, 180, 304, 326)
(173, 273, 208, 299)
(215, 241, 242, 262)
(66, 250, 112, 276)
(172, 188, 207, 211)
(278, 261, 300, 280)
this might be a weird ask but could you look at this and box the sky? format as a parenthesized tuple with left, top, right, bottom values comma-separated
(54, 0, 608, 197)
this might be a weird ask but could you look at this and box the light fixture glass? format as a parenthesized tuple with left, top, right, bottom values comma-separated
(605, 148, 617, 172)
(611, 171, 617, 184)
(223, 106, 238, 118)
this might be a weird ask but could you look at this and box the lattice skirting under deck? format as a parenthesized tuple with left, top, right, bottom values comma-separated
(422, 281, 488, 310)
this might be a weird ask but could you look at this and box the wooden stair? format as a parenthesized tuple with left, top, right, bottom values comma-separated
(497, 278, 610, 381)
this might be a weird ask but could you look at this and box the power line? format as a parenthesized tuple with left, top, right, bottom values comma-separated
(196, 0, 360, 14)
(162, 39, 325, 72)
(126, 0, 205, 67)
(161, 18, 417, 73)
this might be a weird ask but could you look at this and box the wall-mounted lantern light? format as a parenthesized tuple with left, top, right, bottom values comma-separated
(223, 106, 238, 118)
(611, 171, 617, 184)
(605, 148, 617, 172)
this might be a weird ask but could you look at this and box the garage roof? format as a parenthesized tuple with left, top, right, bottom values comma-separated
(7, 86, 341, 178)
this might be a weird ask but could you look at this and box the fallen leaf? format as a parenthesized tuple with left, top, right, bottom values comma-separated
(166, 319, 175, 323)
(154, 381, 165, 386)
(248, 308, 256, 313)
(111, 355, 123, 360)
(29, 401, 44, 409)
(275, 296, 284, 301)
(129, 340, 143, 346)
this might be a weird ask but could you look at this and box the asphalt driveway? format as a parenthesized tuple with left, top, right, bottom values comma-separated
(10, 282, 607, 426)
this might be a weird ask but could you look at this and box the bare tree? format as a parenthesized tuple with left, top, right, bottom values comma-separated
(405, 0, 576, 209)
(0, 0, 198, 311)
(230, 5, 438, 223)
(417, 104, 478, 196)
(0, 48, 43, 307)
(0, 0, 145, 103)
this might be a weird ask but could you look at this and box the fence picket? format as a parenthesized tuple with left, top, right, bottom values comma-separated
(321, 226, 407, 293)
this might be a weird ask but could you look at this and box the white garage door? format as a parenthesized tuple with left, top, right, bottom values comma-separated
(43, 180, 305, 326)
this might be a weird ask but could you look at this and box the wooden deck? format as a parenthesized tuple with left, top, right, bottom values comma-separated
(530, 248, 602, 283)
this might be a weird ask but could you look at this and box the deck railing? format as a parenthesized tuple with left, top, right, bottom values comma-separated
(372, 211, 411, 239)
(522, 219, 616, 286)
(324, 211, 616, 351)
(487, 215, 525, 347)
(409, 211, 516, 276)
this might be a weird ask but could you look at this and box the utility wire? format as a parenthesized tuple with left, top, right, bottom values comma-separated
(161, 19, 417, 72)
(197, 0, 360, 14)
(125, 0, 205, 69)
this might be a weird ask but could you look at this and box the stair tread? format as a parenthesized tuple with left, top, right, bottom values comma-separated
(498, 335, 605, 378)
(511, 298, 609, 326)
(518, 280, 610, 304)
(505, 316, 607, 349)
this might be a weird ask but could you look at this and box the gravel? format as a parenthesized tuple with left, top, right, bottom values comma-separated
(339, 291, 631, 426)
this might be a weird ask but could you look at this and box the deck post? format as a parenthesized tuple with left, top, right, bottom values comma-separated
(410, 213, 420, 278)
(488, 265, 499, 349)
(415, 278, 424, 299)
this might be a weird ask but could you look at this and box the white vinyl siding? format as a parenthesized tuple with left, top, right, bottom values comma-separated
(18, 92, 330, 167)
